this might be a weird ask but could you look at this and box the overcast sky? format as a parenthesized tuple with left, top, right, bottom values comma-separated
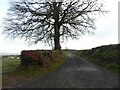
(0, 0, 119, 54)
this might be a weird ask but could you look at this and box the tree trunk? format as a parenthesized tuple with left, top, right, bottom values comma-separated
(54, 25, 61, 50)
(53, 2, 61, 50)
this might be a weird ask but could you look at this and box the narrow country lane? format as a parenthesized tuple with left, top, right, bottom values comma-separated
(13, 53, 118, 88)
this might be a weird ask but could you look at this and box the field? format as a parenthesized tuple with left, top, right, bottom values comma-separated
(2, 51, 67, 88)
(2, 55, 20, 73)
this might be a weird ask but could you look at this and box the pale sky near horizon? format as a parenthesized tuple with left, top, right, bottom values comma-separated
(0, 0, 119, 54)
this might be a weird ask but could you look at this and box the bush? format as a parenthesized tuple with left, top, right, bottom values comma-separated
(20, 50, 66, 69)
(20, 50, 52, 67)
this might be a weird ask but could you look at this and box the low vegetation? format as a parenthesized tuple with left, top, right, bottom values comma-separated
(2, 50, 67, 88)
(0, 56, 1, 88)
(76, 44, 119, 75)
(2, 55, 20, 73)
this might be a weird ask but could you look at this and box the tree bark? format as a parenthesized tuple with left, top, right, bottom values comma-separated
(54, 24, 61, 50)
(53, 2, 61, 50)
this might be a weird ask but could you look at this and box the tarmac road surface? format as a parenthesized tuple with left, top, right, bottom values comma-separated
(12, 53, 119, 88)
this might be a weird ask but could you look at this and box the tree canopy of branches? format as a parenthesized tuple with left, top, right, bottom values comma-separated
(3, 0, 106, 50)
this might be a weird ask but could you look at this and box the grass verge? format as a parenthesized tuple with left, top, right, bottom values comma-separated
(80, 56, 119, 75)
(2, 51, 67, 88)
(75, 44, 119, 75)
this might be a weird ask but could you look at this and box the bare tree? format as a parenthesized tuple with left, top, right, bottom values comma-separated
(3, 0, 106, 50)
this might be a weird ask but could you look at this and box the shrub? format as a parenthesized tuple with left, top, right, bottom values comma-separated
(20, 50, 65, 68)
(20, 50, 52, 67)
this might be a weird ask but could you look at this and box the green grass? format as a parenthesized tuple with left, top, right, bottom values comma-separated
(0, 56, 1, 89)
(76, 44, 119, 75)
(2, 51, 67, 88)
(0, 56, 2, 73)
(2, 56, 20, 73)
(79, 56, 119, 75)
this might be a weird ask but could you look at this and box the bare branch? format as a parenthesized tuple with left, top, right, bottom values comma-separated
(3, 0, 106, 49)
